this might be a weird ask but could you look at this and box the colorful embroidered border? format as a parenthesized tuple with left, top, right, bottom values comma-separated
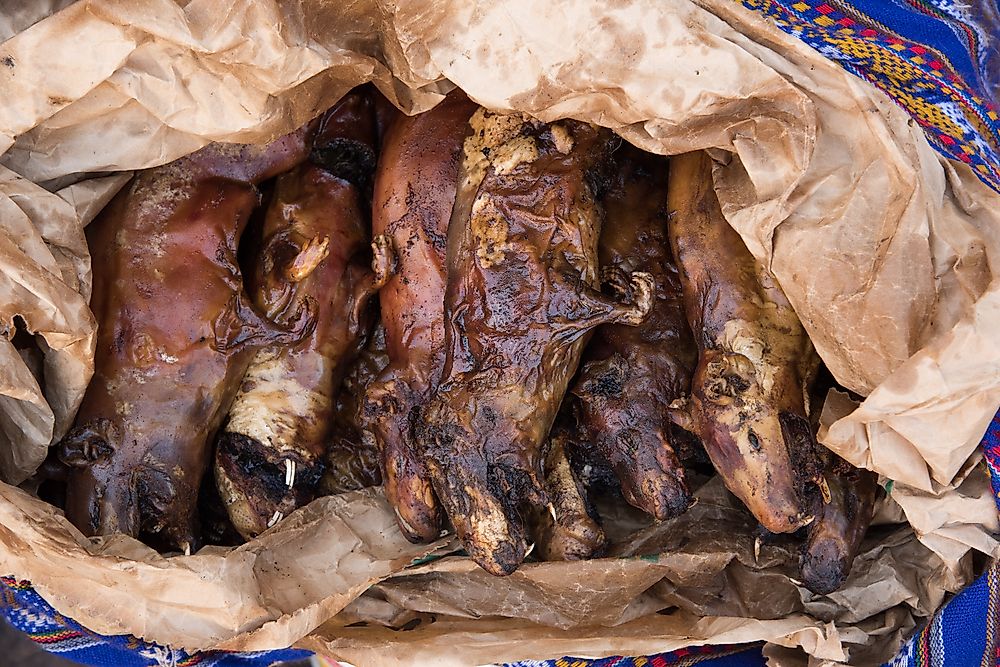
(738, 0, 1000, 192)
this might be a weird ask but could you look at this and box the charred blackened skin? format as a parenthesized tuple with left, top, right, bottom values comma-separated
(362, 92, 479, 543)
(58, 124, 318, 551)
(530, 416, 606, 562)
(418, 111, 654, 575)
(199, 470, 247, 547)
(667, 151, 821, 535)
(215, 91, 392, 539)
(319, 323, 388, 496)
(563, 433, 620, 495)
(800, 450, 879, 594)
(571, 146, 698, 521)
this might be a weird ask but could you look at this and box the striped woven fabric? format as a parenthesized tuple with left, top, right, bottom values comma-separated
(985, 411, 1000, 523)
(739, 0, 1000, 193)
(0, 0, 998, 665)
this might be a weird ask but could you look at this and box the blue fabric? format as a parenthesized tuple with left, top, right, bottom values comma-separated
(0, 0, 998, 665)
(853, 0, 986, 89)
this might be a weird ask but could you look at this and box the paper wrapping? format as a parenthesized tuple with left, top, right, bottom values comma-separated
(309, 480, 968, 665)
(0, 0, 998, 664)
(0, 483, 451, 651)
(0, 164, 127, 484)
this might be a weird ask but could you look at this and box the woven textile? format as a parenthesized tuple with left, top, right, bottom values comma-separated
(740, 0, 1000, 192)
(0, 0, 998, 665)
(885, 560, 1000, 667)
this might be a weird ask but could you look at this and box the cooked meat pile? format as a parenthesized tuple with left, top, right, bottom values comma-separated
(46, 87, 880, 594)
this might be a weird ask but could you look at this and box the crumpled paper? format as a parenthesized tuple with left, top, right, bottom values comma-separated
(317, 480, 969, 665)
(0, 164, 126, 484)
(0, 483, 451, 651)
(1, 0, 998, 664)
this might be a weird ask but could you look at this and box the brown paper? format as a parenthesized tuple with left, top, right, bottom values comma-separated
(0, 484, 450, 651)
(0, 165, 125, 485)
(0, 0, 452, 180)
(0, 0, 75, 43)
(327, 480, 968, 665)
(1, 0, 998, 664)
(0, 163, 121, 484)
(300, 614, 853, 667)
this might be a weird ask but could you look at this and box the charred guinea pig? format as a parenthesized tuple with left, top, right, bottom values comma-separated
(667, 150, 823, 536)
(59, 123, 319, 551)
(362, 92, 479, 543)
(417, 110, 654, 575)
(214, 90, 391, 539)
(571, 145, 699, 522)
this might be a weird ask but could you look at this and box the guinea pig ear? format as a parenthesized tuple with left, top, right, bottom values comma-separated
(58, 418, 119, 467)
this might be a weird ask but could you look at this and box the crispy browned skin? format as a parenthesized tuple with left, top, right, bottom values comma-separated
(419, 111, 654, 575)
(59, 126, 317, 550)
(362, 92, 478, 542)
(800, 451, 879, 594)
(572, 146, 698, 521)
(530, 420, 606, 562)
(214, 93, 389, 538)
(319, 323, 387, 496)
(667, 151, 820, 535)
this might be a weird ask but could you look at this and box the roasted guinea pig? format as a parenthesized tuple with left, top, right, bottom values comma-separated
(799, 449, 879, 594)
(797, 370, 879, 594)
(667, 150, 822, 535)
(418, 111, 654, 576)
(319, 323, 388, 496)
(530, 415, 606, 562)
(214, 92, 390, 539)
(58, 126, 317, 551)
(362, 92, 478, 543)
(571, 146, 698, 521)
